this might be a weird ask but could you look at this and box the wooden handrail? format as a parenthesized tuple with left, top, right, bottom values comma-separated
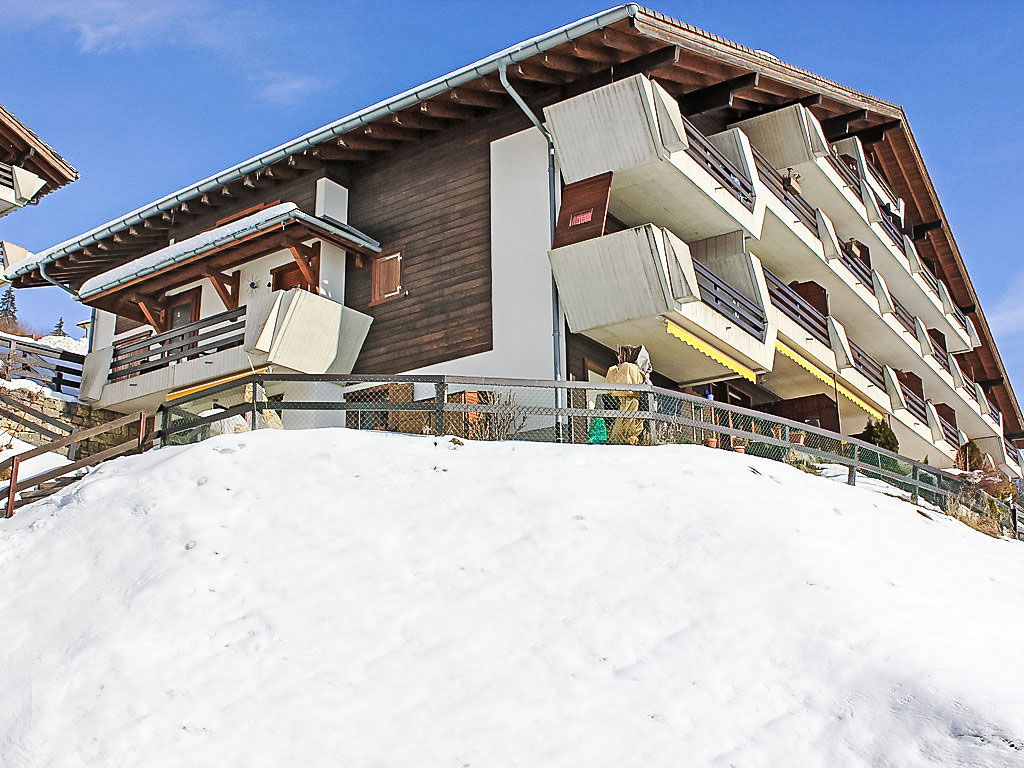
(113, 306, 246, 355)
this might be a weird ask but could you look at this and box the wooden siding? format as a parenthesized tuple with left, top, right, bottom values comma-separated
(345, 117, 493, 373)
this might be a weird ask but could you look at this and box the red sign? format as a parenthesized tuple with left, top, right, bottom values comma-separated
(569, 209, 594, 227)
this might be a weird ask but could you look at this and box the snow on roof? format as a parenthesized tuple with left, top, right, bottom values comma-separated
(77, 203, 380, 299)
(1, 428, 1022, 763)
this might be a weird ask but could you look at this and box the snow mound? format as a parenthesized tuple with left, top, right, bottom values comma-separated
(2, 429, 1023, 767)
(36, 334, 88, 355)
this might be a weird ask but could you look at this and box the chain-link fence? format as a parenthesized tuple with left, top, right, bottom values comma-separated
(158, 372, 1018, 537)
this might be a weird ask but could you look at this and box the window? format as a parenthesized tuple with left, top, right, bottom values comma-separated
(271, 252, 320, 293)
(371, 251, 403, 306)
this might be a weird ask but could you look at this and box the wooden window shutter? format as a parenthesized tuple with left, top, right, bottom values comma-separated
(371, 251, 403, 305)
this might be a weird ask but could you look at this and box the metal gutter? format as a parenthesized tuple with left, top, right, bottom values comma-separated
(77, 208, 381, 300)
(12, 4, 640, 282)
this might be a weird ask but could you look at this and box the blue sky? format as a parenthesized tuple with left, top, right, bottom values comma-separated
(1, 0, 1021, 389)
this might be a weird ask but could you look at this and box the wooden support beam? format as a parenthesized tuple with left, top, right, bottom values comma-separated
(598, 27, 650, 56)
(288, 244, 318, 287)
(978, 377, 1005, 390)
(747, 93, 821, 118)
(204, 269, 241, 310)
(418, 100, 479, 120)
(390, 111, 447, 131)
(130, 294, 166, 332)
(540, 52, 596, 75)
(336, 135, 394, 152)
(834, 119, 902, 145)
(510, 62, 567, 85)
(198, 193, 223, 208)
(958, 304, 976, 315)
(567, 46, 680, 100)
(678, 72, 760, 115)
(361, 123, 421, 141)
(448, 88, 506, 109)
(911, 220, 943, 240)
(570, 38, 625, 64)
(819, 109, 868, 139)
(312, 146, 371, 163)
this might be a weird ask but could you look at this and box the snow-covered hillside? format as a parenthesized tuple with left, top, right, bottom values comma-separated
(1, 429, 1023, 767)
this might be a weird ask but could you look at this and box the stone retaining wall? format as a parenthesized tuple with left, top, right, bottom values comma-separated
(0, 388, 142, 459)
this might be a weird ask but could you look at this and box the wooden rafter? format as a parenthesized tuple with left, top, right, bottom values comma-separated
(288, 243, 319, 287)
(678, 72, 759, 115)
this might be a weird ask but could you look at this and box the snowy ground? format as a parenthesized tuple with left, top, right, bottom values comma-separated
(1, 429, 1023, 767)
(0, 431, 70, 478)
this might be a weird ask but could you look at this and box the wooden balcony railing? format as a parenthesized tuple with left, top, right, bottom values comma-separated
(901, 383, 928, 423)
(0, 162, 13, 191)
(683, 118, 756, 212)
(764, 269, 829, 347)
(891, 295, 916, 334)
(876, 206, 907, 254)
(849, 339, 886, 391)
(751, 146, 817, 232)
(987, 396, 1002, 425)
(1004, 438, 1020, 465)
(837, 243, 874, 289)
(928, 336, 952, 374)
(0, 334, 85, 394)
(865, 155, 898, 206)
(939, 415, 959, 447)
(109, 306, 247, 383)
(826, 150, 860, 191)
(692, 259, 766, 340)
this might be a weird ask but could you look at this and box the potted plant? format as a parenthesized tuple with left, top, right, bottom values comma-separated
(733, 437, 749, 454)
(703, 434, 719, 449)
(790, 430, 807, 446)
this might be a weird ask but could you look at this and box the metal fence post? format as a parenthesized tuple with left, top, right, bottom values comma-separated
(911, 466, 919, 504)
(434, 381, 447, 436)
(848, 445, 857, 486)
(253, 374, 265, 431)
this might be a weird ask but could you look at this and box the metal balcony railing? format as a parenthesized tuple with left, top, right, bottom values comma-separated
(849, 340, 886, 391)
(692, 259, 767, 340)
(751, 146, 817, 232)
(764, 269, 829, 347)
(872, 189, 907, 254)
(683, 118, 756, 212)
(865, 155, 898, 205)
(109, 306, 247, 383)
(0, 162, 13, 191)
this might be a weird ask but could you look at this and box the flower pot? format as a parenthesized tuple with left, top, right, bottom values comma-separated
(703, 437, 719, 449)
(791, 432, 807, 446)
(734, 445, 747, 454)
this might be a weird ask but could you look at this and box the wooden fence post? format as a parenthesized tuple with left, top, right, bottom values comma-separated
(6, 455, 19, 518)
(137, 412, 149, 451)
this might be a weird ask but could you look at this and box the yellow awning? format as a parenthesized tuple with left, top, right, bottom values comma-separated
(166, 366, 272, 401)
(775, 340, 883, 419)
(664, 318, 757, 382)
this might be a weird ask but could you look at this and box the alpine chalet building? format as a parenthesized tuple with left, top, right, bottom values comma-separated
(3, 5, 1019, 476)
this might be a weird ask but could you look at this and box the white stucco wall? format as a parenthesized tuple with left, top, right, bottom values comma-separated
(409, 127, 557, 379)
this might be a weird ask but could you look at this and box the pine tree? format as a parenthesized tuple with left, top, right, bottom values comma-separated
(51, 317, 67, 336)
(0, 287, 16, 322)
(856, 418, 900, 453)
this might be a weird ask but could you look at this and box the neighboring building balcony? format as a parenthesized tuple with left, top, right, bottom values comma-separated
(82, 289, 373, 412)
(730, 104, 975, 352)
(543, 74, 763, 243)
(0, 161, 47, 218)
(548, 223, 776, 386)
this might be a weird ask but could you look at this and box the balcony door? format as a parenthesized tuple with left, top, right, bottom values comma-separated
(165, 287, 201, 361)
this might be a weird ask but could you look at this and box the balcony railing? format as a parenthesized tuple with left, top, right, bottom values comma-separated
(939, 415, 959, 447)
(109, 306, 247, 383)
(849, 339, 886, 390)
(0, 162, 13, 191)
(952, 303, 968, 330)
(692, 259, 766, 340)
(901, 383, 928, 423)
(865, 155, 898, 205)
(751, 146, 817, 232)
(826, 149, 860, 191)
(920, 262, 940, 294)
(877, 207, 907, 254)
(1004, 438, 1020, 466)
(764, 269, 829, 347)
(891, 295, 916, 334)
(683, 118, 756, 212)
(837, 243, 873, 289)
(927, 336, 952, 374)
(988, 396, 1002, 425)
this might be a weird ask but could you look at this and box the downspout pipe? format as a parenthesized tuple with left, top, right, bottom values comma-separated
(39, 260, 79, 301)
(498, 63, 562, 385)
